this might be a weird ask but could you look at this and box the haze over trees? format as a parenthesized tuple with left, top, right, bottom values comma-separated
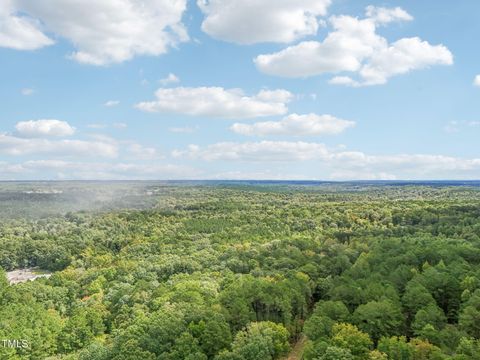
(1, 182, 480, 359)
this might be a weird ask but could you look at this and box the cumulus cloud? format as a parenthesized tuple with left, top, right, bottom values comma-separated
(0, 133, 118, 158)
(231, 113, 355, 136)
(197, 0, 331, 44)
(474, 75, 480, 87)
(0, 118, 165, 165)
(173, 141, 330, 161)
(127, 143, 157, 159)
(136, 87, 293, 119)
(159, 73, 180, 86)
(351, 37, 454, 86)
(15, 119, 76, 137)
(0, 160, 199, 180)
(255, 14, 388, 78)
(331, 153, 480, 179)
(6, 0, 188, 65)
(0, 0, 53, 50)
(365, 5, 413, 25)
(255, 6, 453, 86)
(172, 140, 480, 179)
(328, 76, 359, 87)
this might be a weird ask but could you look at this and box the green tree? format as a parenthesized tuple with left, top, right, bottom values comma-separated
(412, 304, 446, 344)
(111, 339, 156, 360)
(0, 302, 63, 359)
(402, 281, 436, 328)
(352, 300, 404, 342)
(319, 346, 354, 360)
(409, 338, 445, 360)
(230, 321, 290, 360)
(304, 301, 350, 340)
(369, 350, 388, 360)
(164, 331, 207, 360)
(459, 290, 480, 338)
(189, 315, 232, 358)
(58, 306, 105, 353)
(377, 336, 413, 360)
(330, 323, 372, 360)
(454, 337, 480, 360)
(78, 342, 110, 360)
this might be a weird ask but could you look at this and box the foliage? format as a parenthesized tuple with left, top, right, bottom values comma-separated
(0, 183, 480, 358)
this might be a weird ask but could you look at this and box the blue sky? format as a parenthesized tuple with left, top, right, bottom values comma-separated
(0, 0, 479, 180)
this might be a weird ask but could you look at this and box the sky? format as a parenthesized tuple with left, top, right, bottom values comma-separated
(0, 0, 479, 180)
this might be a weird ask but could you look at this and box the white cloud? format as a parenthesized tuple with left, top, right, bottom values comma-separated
(87, 122, 127, 129)
(365, 5, 413, 25)
(159, 73, 180, 86)
(173, 141, 330, 161)
(5, 160, 199, 180)
(87, 123, 107, 129)
(474, 75, 480, 87)
(355, 37, 454, 86)
(15, 119, 76, 137)
(104, 100, 120, 107)
(136, 87, 293, 119)
(334, 153, 480, 176)
(169, 126, 198, 133)
(209, 170, 309, 180)
(10, 0, 188, 65)
(172, 140, 480, 179)
(328, 76, 359, 86)
(0, 133, 118, 158)
(84, 135, 157, 160)
(197, 0, 331, 44)
(231, 113, 355, 136)
(0, 161, 26, 175)
(255, 15, 387, 78)
(254, 89, 293, 103)
(87, 133, 117, 144)
(21, 88, 35, 95)
(127, 143, 157, 159)
(0, 0, 54, 50)
(255, 6, 453, 86)
(329, 170, 397, 180)
(113, 122, 128, 129)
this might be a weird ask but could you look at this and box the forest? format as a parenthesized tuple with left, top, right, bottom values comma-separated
(1, 181, 480, 359)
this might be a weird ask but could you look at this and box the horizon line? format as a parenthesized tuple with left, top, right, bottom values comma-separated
(1, 179, 480, 183)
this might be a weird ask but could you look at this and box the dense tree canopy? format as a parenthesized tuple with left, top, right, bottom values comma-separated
(0, 182, 480, 359)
